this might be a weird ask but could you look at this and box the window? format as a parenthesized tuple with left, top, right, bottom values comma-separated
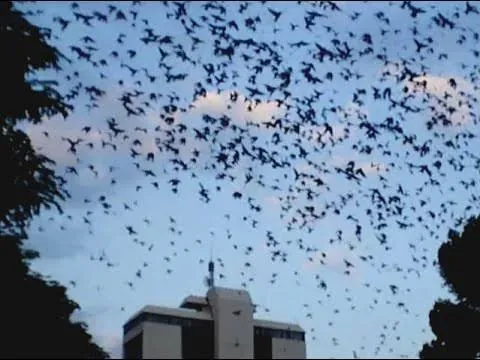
(182, 320, 214, 359)
(254, 330, 272, 359)
(253, 326, 305, 342)
(123, 332, 142, 359)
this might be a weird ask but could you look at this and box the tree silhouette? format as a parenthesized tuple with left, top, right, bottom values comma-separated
(1, 234, 110, 359)
(420, 216, 480, 358)
(0, 2, 107, 357)
(1, 0, 71, 237)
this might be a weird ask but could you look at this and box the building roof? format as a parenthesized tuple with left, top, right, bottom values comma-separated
(124, 304, 212, 327)
(125, 304, 303, 332)
(254, 318, 305, 333)
(124, 289, 304, 335)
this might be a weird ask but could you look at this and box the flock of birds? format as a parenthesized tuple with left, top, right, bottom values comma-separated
(19, 1, 480, 357)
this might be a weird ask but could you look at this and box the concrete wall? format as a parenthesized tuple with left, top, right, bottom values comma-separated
(207, 287, 254, 359)
(142, 322, 182, 359)
(271, 338, 306, 359)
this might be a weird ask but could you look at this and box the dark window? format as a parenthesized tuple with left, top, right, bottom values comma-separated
(182, 321, 214, 359)
(124, 331, 142, 359)
(254, 331, 272, 359)
(254, 326, 305, 342)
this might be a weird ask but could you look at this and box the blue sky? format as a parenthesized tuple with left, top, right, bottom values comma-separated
(14, 1, 480, 358)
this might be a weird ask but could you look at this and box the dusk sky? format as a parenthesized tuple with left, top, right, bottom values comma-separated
(15, 1, 480, 358)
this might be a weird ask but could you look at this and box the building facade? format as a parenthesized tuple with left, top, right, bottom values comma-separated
(123, 287, 306, 359)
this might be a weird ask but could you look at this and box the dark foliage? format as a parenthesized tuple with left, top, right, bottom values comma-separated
(1, 234, 110, 359)
(0, 2, 107, 358)
(420, 216, 480, 358)
(0, 0, 71, 236)
(0, 124, 69, 237)
(439, 218, 480, 308)
(0, 1, 71, 127)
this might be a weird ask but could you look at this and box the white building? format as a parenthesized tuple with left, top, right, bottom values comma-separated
(123, 284, 306, 359)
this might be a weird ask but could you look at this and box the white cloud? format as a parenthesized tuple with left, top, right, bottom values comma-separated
(189, 90, 287, 125)
(408, 74, 472, 97)
(381, 63, 475, 127)
(410, 74, 475, 126)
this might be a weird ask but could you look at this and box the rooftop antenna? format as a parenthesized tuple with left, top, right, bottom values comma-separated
(203, 237, 215, 289)
(208, 236, 215, 289)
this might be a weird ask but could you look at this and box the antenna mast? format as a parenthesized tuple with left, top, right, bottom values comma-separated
(208, 238, 215, 289)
